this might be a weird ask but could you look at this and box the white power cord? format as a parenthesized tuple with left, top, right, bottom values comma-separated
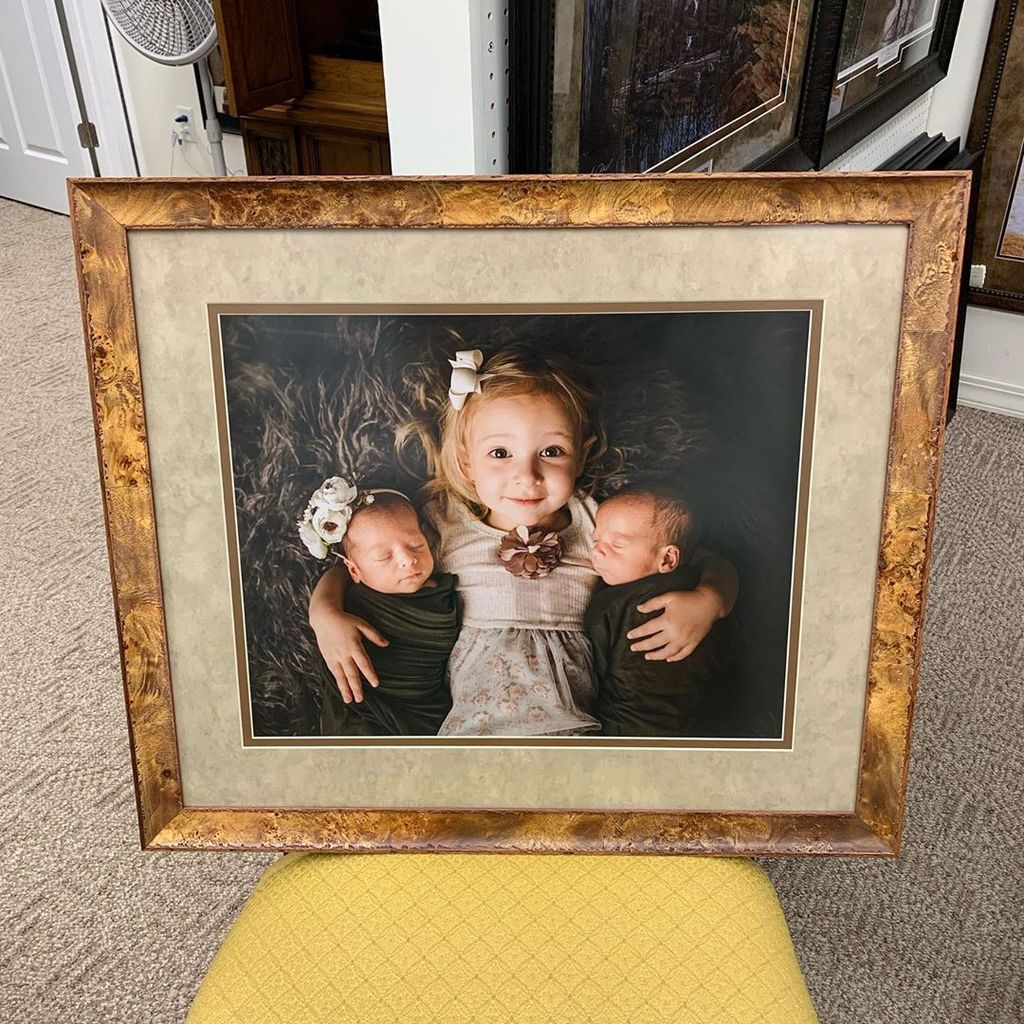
(169, 135, 205, 175)
(169, 131, 244, 176)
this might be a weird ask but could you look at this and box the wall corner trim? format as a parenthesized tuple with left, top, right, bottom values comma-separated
(957, 373, 1024, 419)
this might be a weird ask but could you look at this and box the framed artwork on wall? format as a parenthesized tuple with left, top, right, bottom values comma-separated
(966, 0, 1024, 314)
(509, 0, 846, 173)
(821, 0, 965, 166)
(69, 173, 968, 856)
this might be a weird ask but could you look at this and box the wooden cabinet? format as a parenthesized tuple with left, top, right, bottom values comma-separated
(240, 121, 299, 177)
(212, 0, 389, 175)
(302, 128, 389, 175)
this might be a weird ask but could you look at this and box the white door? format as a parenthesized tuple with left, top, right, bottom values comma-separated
(0, 0, 96, 213)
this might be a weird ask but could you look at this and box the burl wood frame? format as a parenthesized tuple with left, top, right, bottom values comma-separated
(69, 174, 968, 856)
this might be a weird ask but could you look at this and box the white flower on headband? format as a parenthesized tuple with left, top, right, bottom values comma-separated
(297, 479, 411, 559)
(312, 476, 358, 511)
(297, 516, 328, 559)
(297, 476, 358, 559)
(448, 349, 492, 410)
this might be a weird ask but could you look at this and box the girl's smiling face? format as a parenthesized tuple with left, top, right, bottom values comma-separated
(459, 393, 594, 531)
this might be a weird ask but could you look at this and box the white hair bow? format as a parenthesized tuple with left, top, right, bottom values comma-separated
(448, 349, 492, 410)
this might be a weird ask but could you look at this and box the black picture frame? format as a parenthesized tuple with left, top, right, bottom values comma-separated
(751, 0, 847, 171)
(508, 0, 555, 174)
(819, 0, 965, 168)
(876, 131, 960, 171)
(965, 0, 1024, 315)
(509, 0, 847, 174)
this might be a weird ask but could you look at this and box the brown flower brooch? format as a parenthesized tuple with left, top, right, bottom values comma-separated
(498, 525, 563, 579)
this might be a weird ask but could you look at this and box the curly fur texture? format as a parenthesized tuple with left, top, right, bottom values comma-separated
(221, 311, 807, 737)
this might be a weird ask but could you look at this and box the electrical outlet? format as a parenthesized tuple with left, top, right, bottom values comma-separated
(174, 106, 193, 141)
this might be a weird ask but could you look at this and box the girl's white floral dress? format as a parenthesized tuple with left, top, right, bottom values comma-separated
(427, 493, 601, 737)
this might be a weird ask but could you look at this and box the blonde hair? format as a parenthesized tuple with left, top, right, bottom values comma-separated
(401, 345, 610, 519)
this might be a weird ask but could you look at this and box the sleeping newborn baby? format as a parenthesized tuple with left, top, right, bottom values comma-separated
(585, 481, 720, 737)
(318, 490, 460, 737)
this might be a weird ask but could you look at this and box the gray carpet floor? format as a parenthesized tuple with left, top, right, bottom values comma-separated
(1, 197, 1021, 1023)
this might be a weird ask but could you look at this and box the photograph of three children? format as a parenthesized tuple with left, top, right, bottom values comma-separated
(215, 306, 815, 744)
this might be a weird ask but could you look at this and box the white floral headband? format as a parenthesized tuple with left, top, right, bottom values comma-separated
(297, 476, 409, 560)
(448, 349, 492, 410)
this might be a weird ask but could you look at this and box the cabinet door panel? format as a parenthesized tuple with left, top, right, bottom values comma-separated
(213, 0, 304, 115)
(301, 130, 391, 175)
(241, 121, 300, 175)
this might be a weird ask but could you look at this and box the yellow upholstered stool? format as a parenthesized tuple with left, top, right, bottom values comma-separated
(188, 853, 817, 1023)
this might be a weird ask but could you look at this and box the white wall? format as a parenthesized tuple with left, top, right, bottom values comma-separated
(378, 0, 508, 174)
(110, 33, 246, 177)
(956, 307, 1024, 417)
(378, 1, 477, 173)
(927, 0, 996, 143)
(926, 0, 1024, 417)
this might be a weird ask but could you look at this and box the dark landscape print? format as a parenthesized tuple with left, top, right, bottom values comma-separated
(837, 0, 936, 76)
(578, 0, 797, 172)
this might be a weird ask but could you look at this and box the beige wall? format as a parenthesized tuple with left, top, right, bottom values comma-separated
(111, 34, 247, 177)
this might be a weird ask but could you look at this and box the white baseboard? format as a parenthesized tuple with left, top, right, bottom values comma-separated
(957, 373, 1024, 419)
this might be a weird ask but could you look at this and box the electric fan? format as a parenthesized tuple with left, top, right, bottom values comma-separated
(101, 0, 227, 175)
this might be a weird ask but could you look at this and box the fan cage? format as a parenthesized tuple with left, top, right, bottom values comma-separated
(102, 0, 217, 65)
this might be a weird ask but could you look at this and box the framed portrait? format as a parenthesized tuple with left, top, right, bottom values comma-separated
(966, 0, 1024, 314)
(69, 173, 968, 855)
(821, 0, 964, 166)
(509, 0, 846, 174)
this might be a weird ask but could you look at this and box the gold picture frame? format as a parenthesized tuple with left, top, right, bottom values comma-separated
(70, 173, 968, 855)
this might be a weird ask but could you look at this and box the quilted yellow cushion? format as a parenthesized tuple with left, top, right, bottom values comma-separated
(188, 853, 817, 1023)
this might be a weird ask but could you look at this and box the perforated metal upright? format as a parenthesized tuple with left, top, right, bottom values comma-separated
(379, 0, 509, 175)
(826, 94, 933, 171)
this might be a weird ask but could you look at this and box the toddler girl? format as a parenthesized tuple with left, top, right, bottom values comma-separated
(308, 345, 737, 737)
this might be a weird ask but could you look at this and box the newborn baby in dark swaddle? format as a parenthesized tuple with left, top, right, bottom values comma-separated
(586, 482, 722, 737)
(317, 490, 460, 737)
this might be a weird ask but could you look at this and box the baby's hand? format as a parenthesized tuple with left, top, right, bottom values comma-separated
(627, 588, 723, 662)
(310, 606, 389, 703)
